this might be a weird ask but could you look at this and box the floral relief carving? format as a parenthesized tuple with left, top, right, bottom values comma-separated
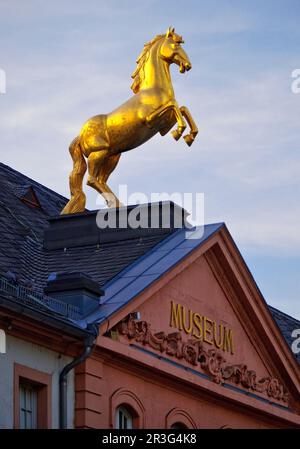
(117, 314, 289, 404)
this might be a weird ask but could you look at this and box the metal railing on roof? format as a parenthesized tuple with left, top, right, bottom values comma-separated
(0, 275, 80, 320)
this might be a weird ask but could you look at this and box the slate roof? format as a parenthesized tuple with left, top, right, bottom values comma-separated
(0, 163, 173, 291)
(0, 163, 179, 333)
(0, 274, 94, 337)
(269, 306, 300, 364)
(0, 162, 299, 364)
(0, 162, 67, 277)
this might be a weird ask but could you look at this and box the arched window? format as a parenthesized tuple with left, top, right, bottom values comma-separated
(115, 406, 133, 429)
(111, 389, 146, 428)
(170, 422, 188, 429)
(166, 408, 197, 429)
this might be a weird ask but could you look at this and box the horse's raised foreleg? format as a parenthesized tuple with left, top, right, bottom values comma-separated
(170, 104, 187, 141)
(145, 102, 186, 141)
(87, 150, 122, 208)
(61, 137, 87, 215)
(180, 106, 198, 147)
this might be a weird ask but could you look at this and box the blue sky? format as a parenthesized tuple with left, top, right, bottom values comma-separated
(0, 0, 299, 318)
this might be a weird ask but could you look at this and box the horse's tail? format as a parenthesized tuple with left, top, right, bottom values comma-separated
(61, 137, 87, 215)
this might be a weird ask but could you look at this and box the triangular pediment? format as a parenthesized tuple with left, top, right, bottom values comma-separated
(103, 226, 300, 412)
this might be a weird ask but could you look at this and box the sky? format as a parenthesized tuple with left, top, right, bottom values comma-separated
(0, 0, 299, 318)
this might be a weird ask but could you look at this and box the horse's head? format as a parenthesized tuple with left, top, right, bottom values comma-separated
(160, 27, 192, 73)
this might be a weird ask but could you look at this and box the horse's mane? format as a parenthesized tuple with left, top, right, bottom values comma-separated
(131, 34, 164, 94)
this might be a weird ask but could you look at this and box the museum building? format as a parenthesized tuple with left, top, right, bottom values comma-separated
(0, 162, 299, 429)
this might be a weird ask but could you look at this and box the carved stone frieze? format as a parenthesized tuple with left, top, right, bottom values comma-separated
(117, 314, 289, 404)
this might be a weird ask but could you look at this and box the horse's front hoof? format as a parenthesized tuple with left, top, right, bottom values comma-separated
(106, 197, 123, 208)
(183, 134, 195, 147)
(171, 129, 182, 141)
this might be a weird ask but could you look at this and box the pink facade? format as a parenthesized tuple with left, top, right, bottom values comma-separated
(74, 227, 300, 428)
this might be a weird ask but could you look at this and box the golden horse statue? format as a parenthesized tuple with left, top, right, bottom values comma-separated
(61, 27, 198, 215)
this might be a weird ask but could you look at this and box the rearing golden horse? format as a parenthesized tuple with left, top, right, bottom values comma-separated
(61, 27, 198, 215)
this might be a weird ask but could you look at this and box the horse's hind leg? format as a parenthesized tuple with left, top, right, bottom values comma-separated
(61, 137, 87, 215)
(98, 154, 122, 207)
(87, 150, 122, 207)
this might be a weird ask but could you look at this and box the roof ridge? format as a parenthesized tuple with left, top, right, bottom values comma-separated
(0, 162, 68, 203)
